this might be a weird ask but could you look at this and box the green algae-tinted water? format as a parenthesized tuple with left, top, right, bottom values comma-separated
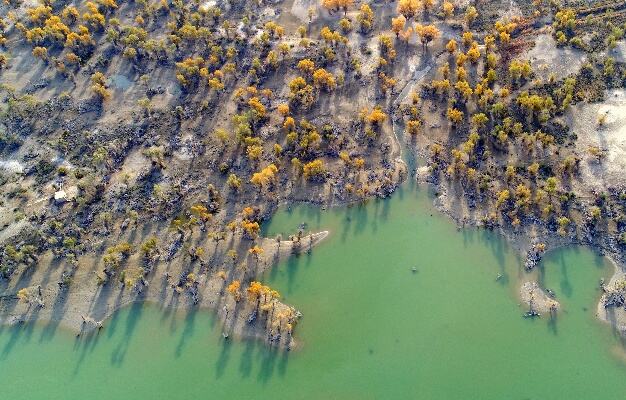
(1, 184, 625, 399)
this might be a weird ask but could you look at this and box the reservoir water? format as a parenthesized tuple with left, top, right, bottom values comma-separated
(1, 183, 625, 399)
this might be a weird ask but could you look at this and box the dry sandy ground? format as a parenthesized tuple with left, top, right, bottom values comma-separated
(570, 88, 626, 192)
(527, 34, 586, 81)
(607, 39, 626, 63)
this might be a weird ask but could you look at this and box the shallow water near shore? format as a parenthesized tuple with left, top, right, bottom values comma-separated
(1, 183, 626, 399)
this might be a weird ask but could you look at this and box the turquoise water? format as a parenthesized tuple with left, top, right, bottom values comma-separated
(1, 184, 625, 399)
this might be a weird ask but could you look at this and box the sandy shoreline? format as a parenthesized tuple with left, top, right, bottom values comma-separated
(413, 164, 626, 331)
(422, 173, 626, 333)
(0, 231, 330, 349)
(596, 257, 626, 335)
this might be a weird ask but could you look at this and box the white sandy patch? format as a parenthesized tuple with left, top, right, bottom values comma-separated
(500, 0, 522, 19)
(520, 281, 559, 314)
(571, 89, 626, 190)
(0, 159, 24, 174)
(199, 0, 217, 11)
(109, 148, 151, 187)
(597, 258, 626, 335)
(527, 34, 585, 80)
(608, 40, 626, 63)
(291, 0, 319, 23)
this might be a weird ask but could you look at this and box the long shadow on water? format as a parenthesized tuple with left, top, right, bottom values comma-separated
(214, 337, 232, 379)
(557, 251, 573, 299)
(174, 307, 197, 358)
(110, 301, 144, 366)
(257, 346, 279, 384)
(1, 321, 32, 359)
(239, 339, 255, 378)
(72, 329, 102, 376)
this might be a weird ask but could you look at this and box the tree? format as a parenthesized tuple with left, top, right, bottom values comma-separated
(456, 66, 467, 81)
(250, 164, 278, 190)
(140, 237, 159, 259)
(399, 26, 413, 43)
(456, 52, 467, 67)
(545, 177, 558, 196)
(415, 24, 440, 49)
(248, 97, 267, 119)
(467, 44, 480, 63)
(339, 17, 352, 33)
(471, 113, 488, 129)
(246, 144, 263, 162)
(515, 184, 531, 209)
(397, 0, 420, 19)
(509, 59, 532, 82)
(462, 31, 473, 47)
(446, 107, 464, 124)
(379, 35, 396, 60)
(442, 1, 454, 18)
(391, 15, 407, 38)
(190, 204, 212, 222)
(422, 0, 435, 11)
(367, 107, 387, 125)
(378, 72, 397, 94)
(446, 39, 457, 53)
(320, 26, 346, 46)
(407, 119, 421, 135)
(357, 4, 374, 32)
(556, 216, 570, 236)
(495, 189, 510, 209)
(337, 0, 354, 16)
(227, 173, 242, 190)
(241, 219, 260, 239)
(588, 206, 601, 222)
(603, 57, 615, 77)
(227, 280, 241, 301)
(431, 79, 450, 95)
(321, 0, 338, 14)
(455, 80, 472, 101)
(277, 103, 290, 117)
(32, 46, 48, 61)
(288, 76, 315, 108)
(312, 68, 336, 90)
(553, 9, 576, 37)
(249, 246, 264, 262)
(91, 72, 110, 100)
(303, 159, 326, 180)
(247, 281, 264, 303)
(17, 288, 30, 303)
(465, 6, 478, 26)
(297, 58, 315, 74)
